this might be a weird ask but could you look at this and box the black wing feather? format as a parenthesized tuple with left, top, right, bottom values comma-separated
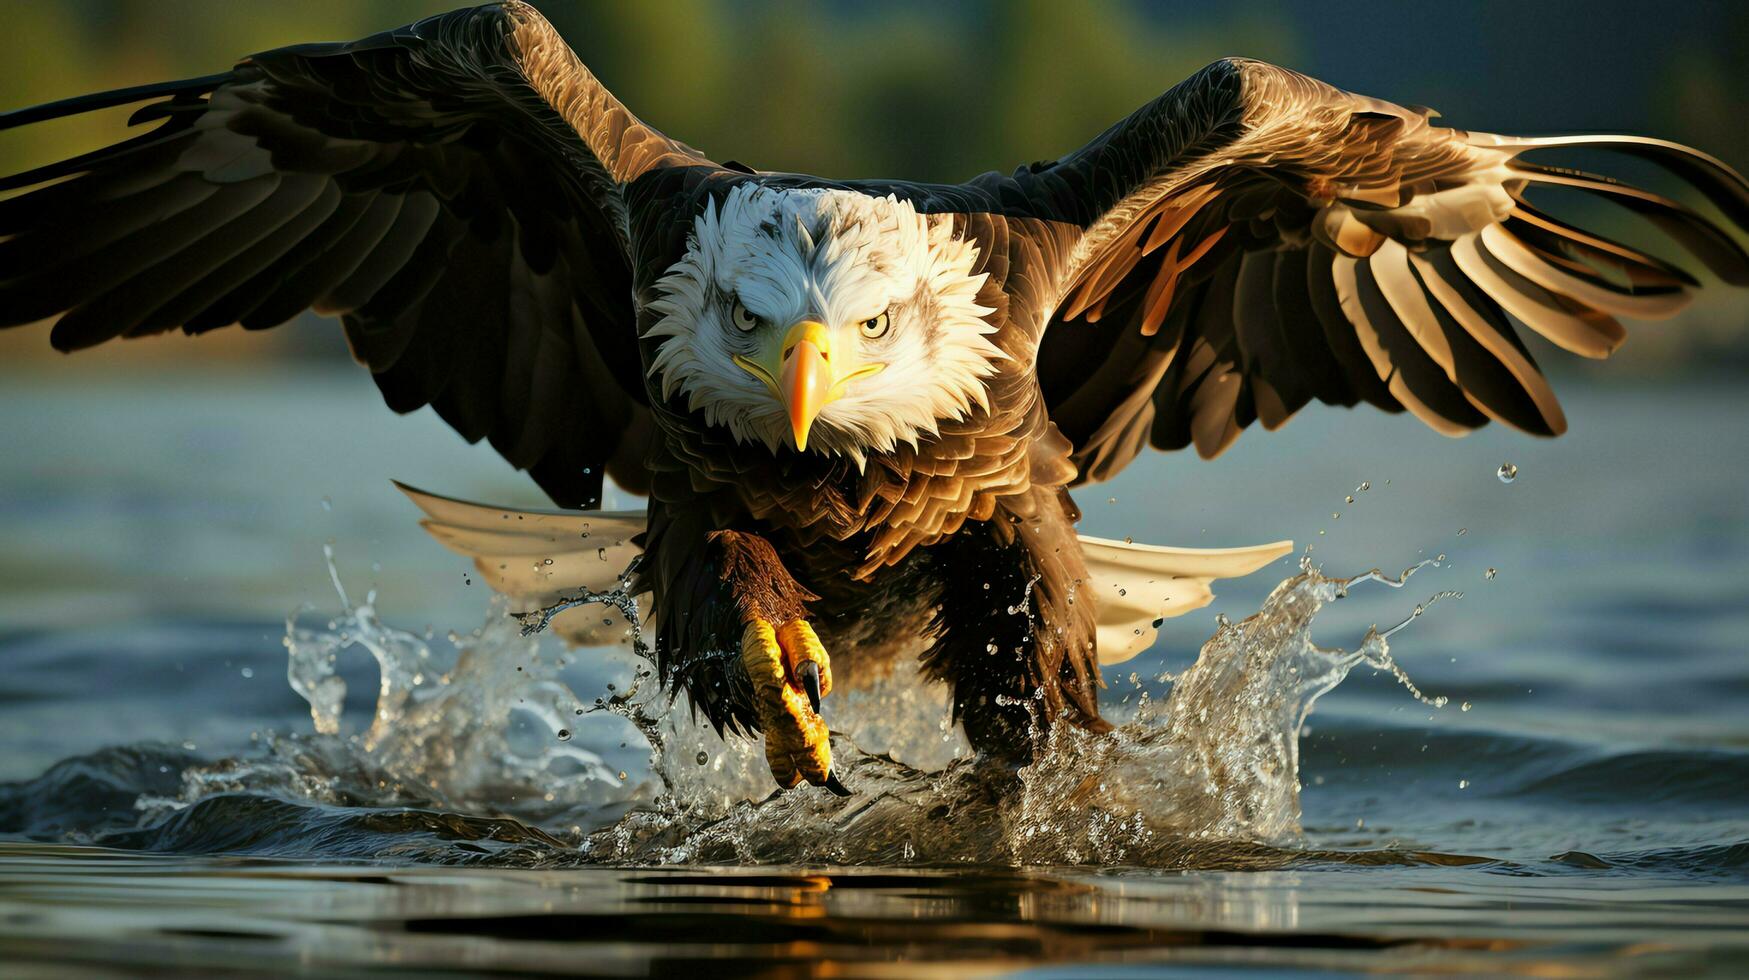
(0, 2, 710, 507)
(1013, 58, 1748, 482)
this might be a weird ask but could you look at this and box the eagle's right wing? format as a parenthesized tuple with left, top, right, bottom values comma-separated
(0, 2, 715, 507)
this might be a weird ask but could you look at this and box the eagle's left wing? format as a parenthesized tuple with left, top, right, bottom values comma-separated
(1012, 59, 1749, 483)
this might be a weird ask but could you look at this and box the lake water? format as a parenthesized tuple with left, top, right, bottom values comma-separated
(1, 366, 1746, 975)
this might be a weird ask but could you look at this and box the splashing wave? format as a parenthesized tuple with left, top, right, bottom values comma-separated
(2, 552, 1464, 869)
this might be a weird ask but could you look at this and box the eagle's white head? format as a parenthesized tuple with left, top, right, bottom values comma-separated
(644, 185, 1003, 465)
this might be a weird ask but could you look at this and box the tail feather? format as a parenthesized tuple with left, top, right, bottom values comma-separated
(397, 482, 1291, 663)
(395, 481, 644, 646)
(1080, 535, 1295, 665)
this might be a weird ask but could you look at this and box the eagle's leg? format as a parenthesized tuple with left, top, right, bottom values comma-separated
(739, 617, 843, 792)
(641, 512, 849, 794)
(923, 489, 1109, 758)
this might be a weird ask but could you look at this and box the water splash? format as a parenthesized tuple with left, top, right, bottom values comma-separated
(1341, 560, 1462, 708)
(1002, 562, 1456, 861)
(574, 561, 1457, 866)
(510, 555, 644, 642)
(140, 549, 1459, 868)
(239, 546, 629, 829)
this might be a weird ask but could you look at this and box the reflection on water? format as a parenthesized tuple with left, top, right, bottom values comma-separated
(3, 844, 1746, 975)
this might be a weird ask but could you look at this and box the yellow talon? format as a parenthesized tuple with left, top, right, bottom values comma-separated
(740, 616, 837, 791)
(778, 619, 832, 703)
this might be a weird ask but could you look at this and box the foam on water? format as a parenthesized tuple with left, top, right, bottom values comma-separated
(146, 548, 1453, 868)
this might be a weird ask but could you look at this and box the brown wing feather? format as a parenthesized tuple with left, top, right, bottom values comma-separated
(0, 2, 712, 508)
(1021, 58, 1749, 483)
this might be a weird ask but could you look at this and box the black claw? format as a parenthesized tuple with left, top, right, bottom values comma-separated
(797, 659, 822, 714)
(823, 770, 852, 797)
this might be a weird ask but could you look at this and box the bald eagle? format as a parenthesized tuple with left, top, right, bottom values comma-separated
(4, 3, 1746, 794)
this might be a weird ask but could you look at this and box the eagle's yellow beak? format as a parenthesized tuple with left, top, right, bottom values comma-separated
(733, 319, 883, 452)
(778, 321, 833, 451)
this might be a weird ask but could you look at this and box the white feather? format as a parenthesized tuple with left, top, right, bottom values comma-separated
(644, 185, 1002, 459)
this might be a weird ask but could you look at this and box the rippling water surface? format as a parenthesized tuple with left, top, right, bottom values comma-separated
(2, 367, 1747, 975)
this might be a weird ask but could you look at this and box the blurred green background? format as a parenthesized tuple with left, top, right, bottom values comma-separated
(1, 0, 1745, 370)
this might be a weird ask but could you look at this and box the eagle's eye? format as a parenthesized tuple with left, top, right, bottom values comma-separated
(859, 309, 891, 340)
(730, 300, 760, 332)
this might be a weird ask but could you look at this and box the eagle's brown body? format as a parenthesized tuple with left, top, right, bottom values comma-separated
(4, 3, 1746, 781)
(631, 169, 1099, 743)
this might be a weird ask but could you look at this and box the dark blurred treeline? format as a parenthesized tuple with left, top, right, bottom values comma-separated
(1, 0, 1744, 370)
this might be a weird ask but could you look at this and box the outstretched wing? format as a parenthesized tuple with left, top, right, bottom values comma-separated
(1017, 59, 1749, 482)
(0, 1, 713, 507)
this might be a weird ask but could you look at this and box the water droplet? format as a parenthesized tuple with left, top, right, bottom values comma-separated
(1460, 701, 1473, 712)
(1123, 535, 1133, 544)
(1484, 567, 1498, 580)
(695, 750, 709, 766)
(1457, 527, 1468, 536)
(543, 558, 554, 566)
(320, 496, 332, 512)
(597, 547, 608, 561)
(1497, 462, 1518, 483)
(1332, 512, 1340, 520)
(557, 729, 571, 741)
(982, 581, 990, 590)
(1107, 496, 1117, 504)
(1356, 481, 1371, 492)
(1458, 779, 1470, 789)
(1117, 588, 1127, 596)
(1150, 617, 1163, 629)
(1344, 495, 1355, 504)
(617, 770, 628, 781)
(1435, 553, 1446, 563)
(240, 667, 253, 679)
